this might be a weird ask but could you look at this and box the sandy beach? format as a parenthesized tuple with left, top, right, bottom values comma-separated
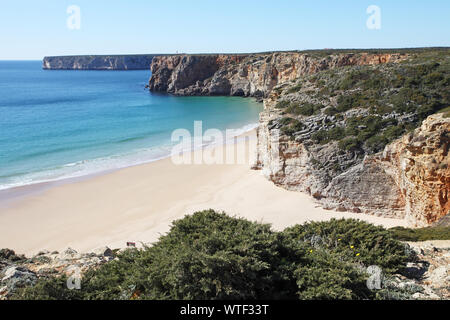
(0, 130, 407, 256)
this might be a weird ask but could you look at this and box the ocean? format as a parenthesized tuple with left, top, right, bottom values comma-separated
(0, 61, 262, 191)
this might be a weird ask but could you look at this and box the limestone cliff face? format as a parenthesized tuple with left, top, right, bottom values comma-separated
(255, 96, 407, 220)
(149, 52, 405, 100)
(43, 55, 158, 70)
(374, 114, 450, 226)
(256, 101, 449, 226)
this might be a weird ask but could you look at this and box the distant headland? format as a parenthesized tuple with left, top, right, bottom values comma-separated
(42, 54, 167, 70)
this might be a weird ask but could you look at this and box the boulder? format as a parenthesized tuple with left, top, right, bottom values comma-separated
(58, 248, 80, 260)
(427, 266, 449, 287)
(0, 249, 25, 262)
(402, 262, 427, 279)
(92, 246, 113, 257)
(1, 266, 37, 291)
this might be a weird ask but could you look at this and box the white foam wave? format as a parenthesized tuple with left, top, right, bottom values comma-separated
(0, 122, 259, 191)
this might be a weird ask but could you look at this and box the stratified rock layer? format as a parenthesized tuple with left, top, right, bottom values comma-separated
(149, 52, 405, 100)
(255, 95, 407, 220)
(256, 109, 449, 226)
(375, 114, 450, 226)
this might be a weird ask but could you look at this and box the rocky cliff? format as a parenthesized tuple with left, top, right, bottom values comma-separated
(43, 54, 160, 70)
(148, 52, 405, 100)
(256, 108, 449, 226)
(148, 50, 449, 226)
(375, 114, 450, 226)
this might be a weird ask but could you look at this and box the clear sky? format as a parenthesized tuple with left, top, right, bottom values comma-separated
(0, 0, 448, 60)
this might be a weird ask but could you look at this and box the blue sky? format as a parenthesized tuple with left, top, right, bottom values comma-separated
(0, 0, 448, 60)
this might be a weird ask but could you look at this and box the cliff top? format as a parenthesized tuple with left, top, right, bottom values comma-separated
(44, 47, 450, 60)
(43, 54, 163, 59)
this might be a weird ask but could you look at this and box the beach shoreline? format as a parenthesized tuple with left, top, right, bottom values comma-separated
(0, 130, 408, 256)
(0, 122, 260, 205)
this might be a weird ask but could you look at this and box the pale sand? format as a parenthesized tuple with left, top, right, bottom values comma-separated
(0, 130, 407, 256)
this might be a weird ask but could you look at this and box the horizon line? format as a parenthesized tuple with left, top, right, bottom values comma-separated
(1, 46, 449, 61)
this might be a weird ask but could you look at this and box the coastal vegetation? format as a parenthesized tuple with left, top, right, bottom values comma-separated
(10, 210, 419, 300)
(276, 50, 449, 155)
(389, 225, 450, 241)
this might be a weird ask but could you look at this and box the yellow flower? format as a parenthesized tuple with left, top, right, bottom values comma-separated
(338, 238, 341, 241)
(350, 245, 354, 249)
(356, 253, 360, 256)
(310, 249, 313, 253)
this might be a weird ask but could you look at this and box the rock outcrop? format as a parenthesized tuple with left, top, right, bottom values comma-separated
(256, 109, 449, 226)
(149, 52, 405, 100)
(43, 54, 161, 70)
(0, 247, 115, 299)
(255, 94, 407, 220)
(374, 114, 450, 226)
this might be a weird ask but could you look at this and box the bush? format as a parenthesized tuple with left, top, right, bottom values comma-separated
(11, 276, 83, 300)
(336, 94, 358, 112)
(281, 119, 304, 137)
(11, 248, 143, 300)
(12, 213, 416, 300)
(287, 83, 302, 93)
(440, 106, 450, 118)
(282, 219, 412, 273)
(311, 127, 345, 144)
(285, 102, 323, 116)
(365, 135, 388, 153)
(276, 100, 290, 109)
(278, 117, 294, 126)
(133, 210, 299, 299)
(339, 137, 361, 151)
(294, 249, 370, 300)
(324, 107, 339, 116)
(389, 226, 450, 241)
(311, 130, 329, 144)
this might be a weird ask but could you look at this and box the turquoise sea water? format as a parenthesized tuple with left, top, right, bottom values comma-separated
(0, 61, 262, 190)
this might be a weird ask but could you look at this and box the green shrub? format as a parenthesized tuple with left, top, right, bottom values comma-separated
(294, 249, 370, 300)
(10, 276, 83, 300)
(339, 137, 361, 151)
(285, 102, 323, 116)
(80, 248, 143, 299)
(278, 117, 294, 126)
(311, 130, 329, 144)
(133, 210, 298, 299)
(311, 127, 345, 144)
(336, 94, 359, 112)
(276, 100, 291, 109)
(281, 119, 304, 137)
(338, 70, 370, 90)
(10, 214, 417, 300)
(283, 219, 412, 273)
(439, 106, 450, 118)
(324, 107, 339, 116)
(287, 83, 302, 93)
(424, 72, 444, 84)
(365, 135, 388, 153)
(389, 226, 450, 241)
(273, 50, 449, 156)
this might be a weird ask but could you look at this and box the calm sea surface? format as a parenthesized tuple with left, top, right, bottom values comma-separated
(0, 61, 262, 190)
